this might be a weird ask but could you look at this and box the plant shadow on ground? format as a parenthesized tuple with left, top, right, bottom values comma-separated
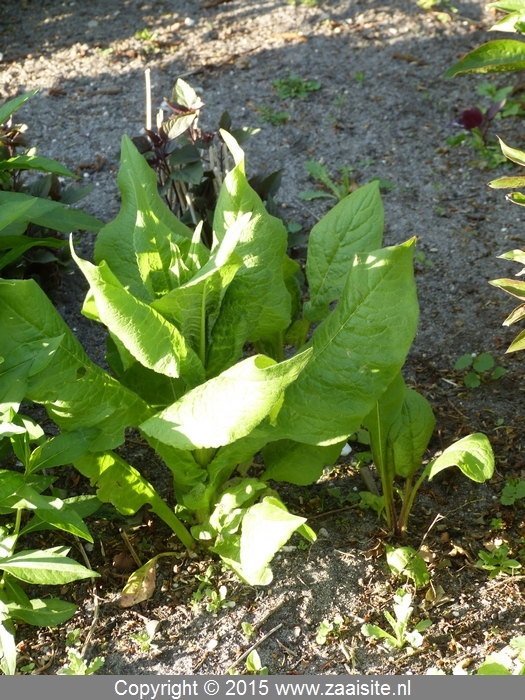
(2, 0, 525, 676)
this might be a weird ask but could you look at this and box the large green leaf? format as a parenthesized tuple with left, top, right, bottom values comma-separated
(391, 388, 435, 479)
(0, 278, 152, 451)
(151, 214, 248, 357)
(0, 235, 67, 272)
(94, 135, 192, 301)
(140, 350, 311, 451)
(20, 494, 101, 536)
(274, 240, 418, 445)
(27, 427, 100, 474)
(0, 155, 76, 179)
(8, 598, 76, 627)
(130, 173, 190, 299)
(0, 191, 103, 233)
(490, 9, 525, 32)
(239, 496, 311, 585)
(0, 199, 37, 232)
(0, 617, 16, 676)
(305, 182, 384, 322)
(74, 450, 194, 549)
(445, 40, 525, 77)
(261, 439, 344, 485)
(206, 131, 292, 375)
(72, 248, 205, 388)
(490, 277, 525, 300)
(0, 484, 93, 542)
(0, 547, 97, 585)
(0, 90, 38, 126)
(427, 433, 494, 483)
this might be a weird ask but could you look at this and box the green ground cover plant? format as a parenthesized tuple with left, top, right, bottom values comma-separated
(445, 1, 525, 78)
(273, 75, 321, 100)
(476, 543, 522, 578)
(501, 479, 525, 505)
(0, 411, 99, 674)
(0, 91, 103, 280)
(361, 588, 432, 650)
(454, 351, 506, 388)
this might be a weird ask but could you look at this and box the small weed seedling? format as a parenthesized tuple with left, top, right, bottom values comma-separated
(273, 75, 321, 100)
(361, 589, 431, 650)
(58, 651, 105, 676)
(386, 545, 430, 588)
(245, 650, 269, 675)
(491, 518, 504, 531)
(477, 81, 524, 119)
(58, 627, 104, 675)
(414, 250, 434, 268)
(299, 161, 356, 201)
(190, 565, 236, 614)
(476, 544, 522, 578)
(241, 621, 255, 641)
(355, 72, 365, 83)
(501, 479, 525, 506)
(130, 623, 160, 653)
(316, 614, 344, 645)
(257, 106, 290, 126)
(454, 352, 506, 388)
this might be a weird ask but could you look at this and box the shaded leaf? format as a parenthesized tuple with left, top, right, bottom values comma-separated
(445, 40, 525, 78)
(428, 433, 494, 483)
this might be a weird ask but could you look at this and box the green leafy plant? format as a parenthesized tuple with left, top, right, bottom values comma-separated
(445, 1, 525, 78)
(130, 624, 159, 653)
(273, 75, 321, 100)
(257, 106, 290, 126)
(476, 544, 522, 578)
(361, 588, 431, 650)
(501, 479, 525, 506)
(245, 649, 269, 675)
(131, 79, 271, 242)
(477, 80, 524, 118)
(58, 650, 105, 675)
(482, 140, 525, 354)
(0, 127, 469, 583)
(190, 565, 235, 614)
(0, 91, 103, 281)
(241, 621, 255, 640)
(316, 614, 344, 645)
(299, 161, 356, 201)
(362, 370, 494, 536)
(0, 411, 100, 674)
(385, 544, 429, 588)
(58, 626, 104, 675)
(454, 352, 506, 388)
(414, 250, 434, 267)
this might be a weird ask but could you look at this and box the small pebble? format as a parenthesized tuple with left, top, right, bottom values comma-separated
(318, 528, 330, 539)
(340, 443, 352, 457)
